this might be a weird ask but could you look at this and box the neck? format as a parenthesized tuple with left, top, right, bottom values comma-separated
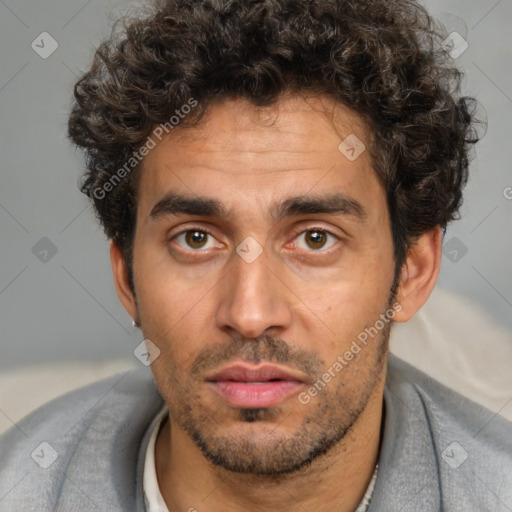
(155, 377, 385, 512)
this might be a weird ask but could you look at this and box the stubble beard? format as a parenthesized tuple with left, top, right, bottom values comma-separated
(159, 314, 391, 477)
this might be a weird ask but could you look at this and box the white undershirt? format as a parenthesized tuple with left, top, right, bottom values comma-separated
(143, 407, 378, 512)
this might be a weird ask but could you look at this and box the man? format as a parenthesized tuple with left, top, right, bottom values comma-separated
(1, 0, 511, 510)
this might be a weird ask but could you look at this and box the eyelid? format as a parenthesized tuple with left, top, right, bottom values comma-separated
(288, 225, 341, 252)
(169, 226, 221, 251)
(289, 224, 341, 238)
(168, 224, 343, 252)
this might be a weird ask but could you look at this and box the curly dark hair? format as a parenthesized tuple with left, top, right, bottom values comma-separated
(68, 0, 479, 292)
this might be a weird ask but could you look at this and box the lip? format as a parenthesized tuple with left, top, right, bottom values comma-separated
(206, 362, 307, 408)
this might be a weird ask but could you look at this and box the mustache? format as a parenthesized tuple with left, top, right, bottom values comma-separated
(189, 333, 323, 380)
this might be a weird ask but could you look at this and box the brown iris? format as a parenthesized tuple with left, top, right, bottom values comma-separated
(305, 230, 327, 250)
(186, 230, 208, 249)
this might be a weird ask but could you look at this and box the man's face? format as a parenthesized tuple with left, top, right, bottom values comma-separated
(131, 95, 397, 475)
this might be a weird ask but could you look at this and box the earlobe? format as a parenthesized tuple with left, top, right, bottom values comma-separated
(110, 240, 138, 322)
(393, 226, 442, 323)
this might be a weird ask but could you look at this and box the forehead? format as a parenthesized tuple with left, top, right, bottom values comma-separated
(136, 94, 385, 221)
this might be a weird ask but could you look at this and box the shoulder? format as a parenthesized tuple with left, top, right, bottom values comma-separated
(0, 369, 164, 511)
(387, 354, 512, 445)
(1, 368, 160, 447)
(377, 355, 512, 510)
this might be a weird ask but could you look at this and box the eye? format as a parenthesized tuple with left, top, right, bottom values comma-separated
(172, 228, 219, 251)
(294, 228, 339, 251)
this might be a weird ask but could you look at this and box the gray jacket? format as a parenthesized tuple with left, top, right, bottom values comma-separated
(1, 355, 511, 511)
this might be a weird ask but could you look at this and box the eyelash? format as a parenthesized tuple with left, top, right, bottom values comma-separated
(169, 227, 216, 252)
(169, 226, 340, 253)
(289, 226, 340, 254)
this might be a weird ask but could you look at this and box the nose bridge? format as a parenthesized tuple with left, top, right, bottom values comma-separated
(215, 239, 292, 339)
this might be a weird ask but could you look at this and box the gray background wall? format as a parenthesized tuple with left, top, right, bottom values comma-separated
(1, 0, 511, 372)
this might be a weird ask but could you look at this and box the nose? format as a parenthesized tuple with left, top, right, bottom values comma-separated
(215, 243, 293, 340)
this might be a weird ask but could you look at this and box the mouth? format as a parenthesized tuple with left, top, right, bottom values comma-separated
(206, 362, 307, 408)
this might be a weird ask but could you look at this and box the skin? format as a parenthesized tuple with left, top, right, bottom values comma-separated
(111, 94, 441, 511)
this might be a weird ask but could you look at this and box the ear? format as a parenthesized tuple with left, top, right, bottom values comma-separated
(110, 240, 138, 322)
(393, 226, 442, 322)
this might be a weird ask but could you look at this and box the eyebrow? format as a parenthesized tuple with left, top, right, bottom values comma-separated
(273, 193, 366, 221)
(149, 192, 367, 222)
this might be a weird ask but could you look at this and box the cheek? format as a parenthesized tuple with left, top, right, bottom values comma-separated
(133, 250, 217, 366)
(292, 242, 393, 310)
(134, 236, 210, 320)
(288, 252, 394, 359)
